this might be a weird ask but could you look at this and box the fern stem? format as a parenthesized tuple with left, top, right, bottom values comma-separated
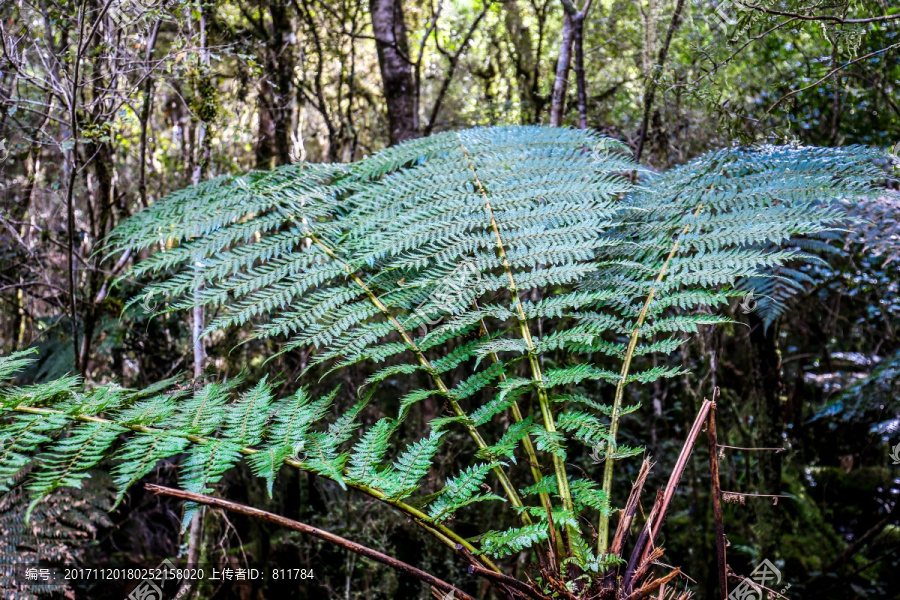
(478, 313, 553, 504)
(596, 203, 703, 556)
(479, 313, 563, 560)
(8, 403, 503, 574)
(302, 229, 532, 524)
(350, 481, 501, 572)
(457, 135, 577, 556)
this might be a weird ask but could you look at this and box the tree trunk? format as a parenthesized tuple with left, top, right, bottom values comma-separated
(748, 314, 785, 559)
(634, 0, 686, 161)
(549, 12, 576, 126)
(191, 1, 211, 379)
(369, 0, 419, 145)
(10, 98, 51, 350)
(78, 138, 115, 373)
(181, 8, 211, 598)
(256, 0, 296, 168)
(139, 20, 163, 208)
(256, 92, 277, 169)
(503, 0, 538, 124)
(573, 17, 588, 128)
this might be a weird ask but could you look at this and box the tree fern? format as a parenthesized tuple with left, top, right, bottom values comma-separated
(3, 126, 887, 594)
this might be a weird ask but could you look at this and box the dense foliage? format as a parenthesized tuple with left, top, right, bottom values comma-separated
(2, 126, 891, 598)
(2, 0, 899, 597)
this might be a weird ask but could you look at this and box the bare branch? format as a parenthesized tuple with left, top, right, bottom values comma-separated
(144, 484, 476, 600)
(735, 2, 900, 24)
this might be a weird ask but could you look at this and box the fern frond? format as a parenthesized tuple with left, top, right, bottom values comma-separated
(475, 417, 535, 464)
(88, 130, 888, 584)
(569, 478, 611, 515)
(529, 425, 567, 459)
(0, 413, 70, 493)
(224, 378, 274, 446)
(428, 462, 504, 522)
(519, 475, 558, 499)
(347, 418, 395, 486)
(26, 421, 126, 518)
(1, 468, 114, 600)
(478, 522, 551, 558)
(0, 349, 39, 382)
(110, 432, 190, 508)
(383, 430, 445, 498)
(179, 439, 246, 529)
(557, 411, 613, 447)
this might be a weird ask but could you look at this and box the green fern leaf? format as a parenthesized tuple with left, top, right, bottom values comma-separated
(26, 422, 126, 520)
(477, 522, 551, 558)
(383, 430, 445, 498)
(428, 462, 502, 522)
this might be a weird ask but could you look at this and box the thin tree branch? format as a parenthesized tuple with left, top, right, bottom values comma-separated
(646, 399, 713, 552)
(634, 0, 686, 161)
(623, 399, 713, 591)
(601, 458, 653, 591)
(707, 398, 727, 600)
(717, 444, 784, 452)
(623, 567, 681, 600)
(414, 0, 443, 127)
(824, 510, 894, 573)
(734, 2, 900, 24)
(468, 562, 553, 600)
(144, 484, 476, 600)
(610, 459, 653, 557)
(760, 42, 900, 119)
(424, 2, 489, 133)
